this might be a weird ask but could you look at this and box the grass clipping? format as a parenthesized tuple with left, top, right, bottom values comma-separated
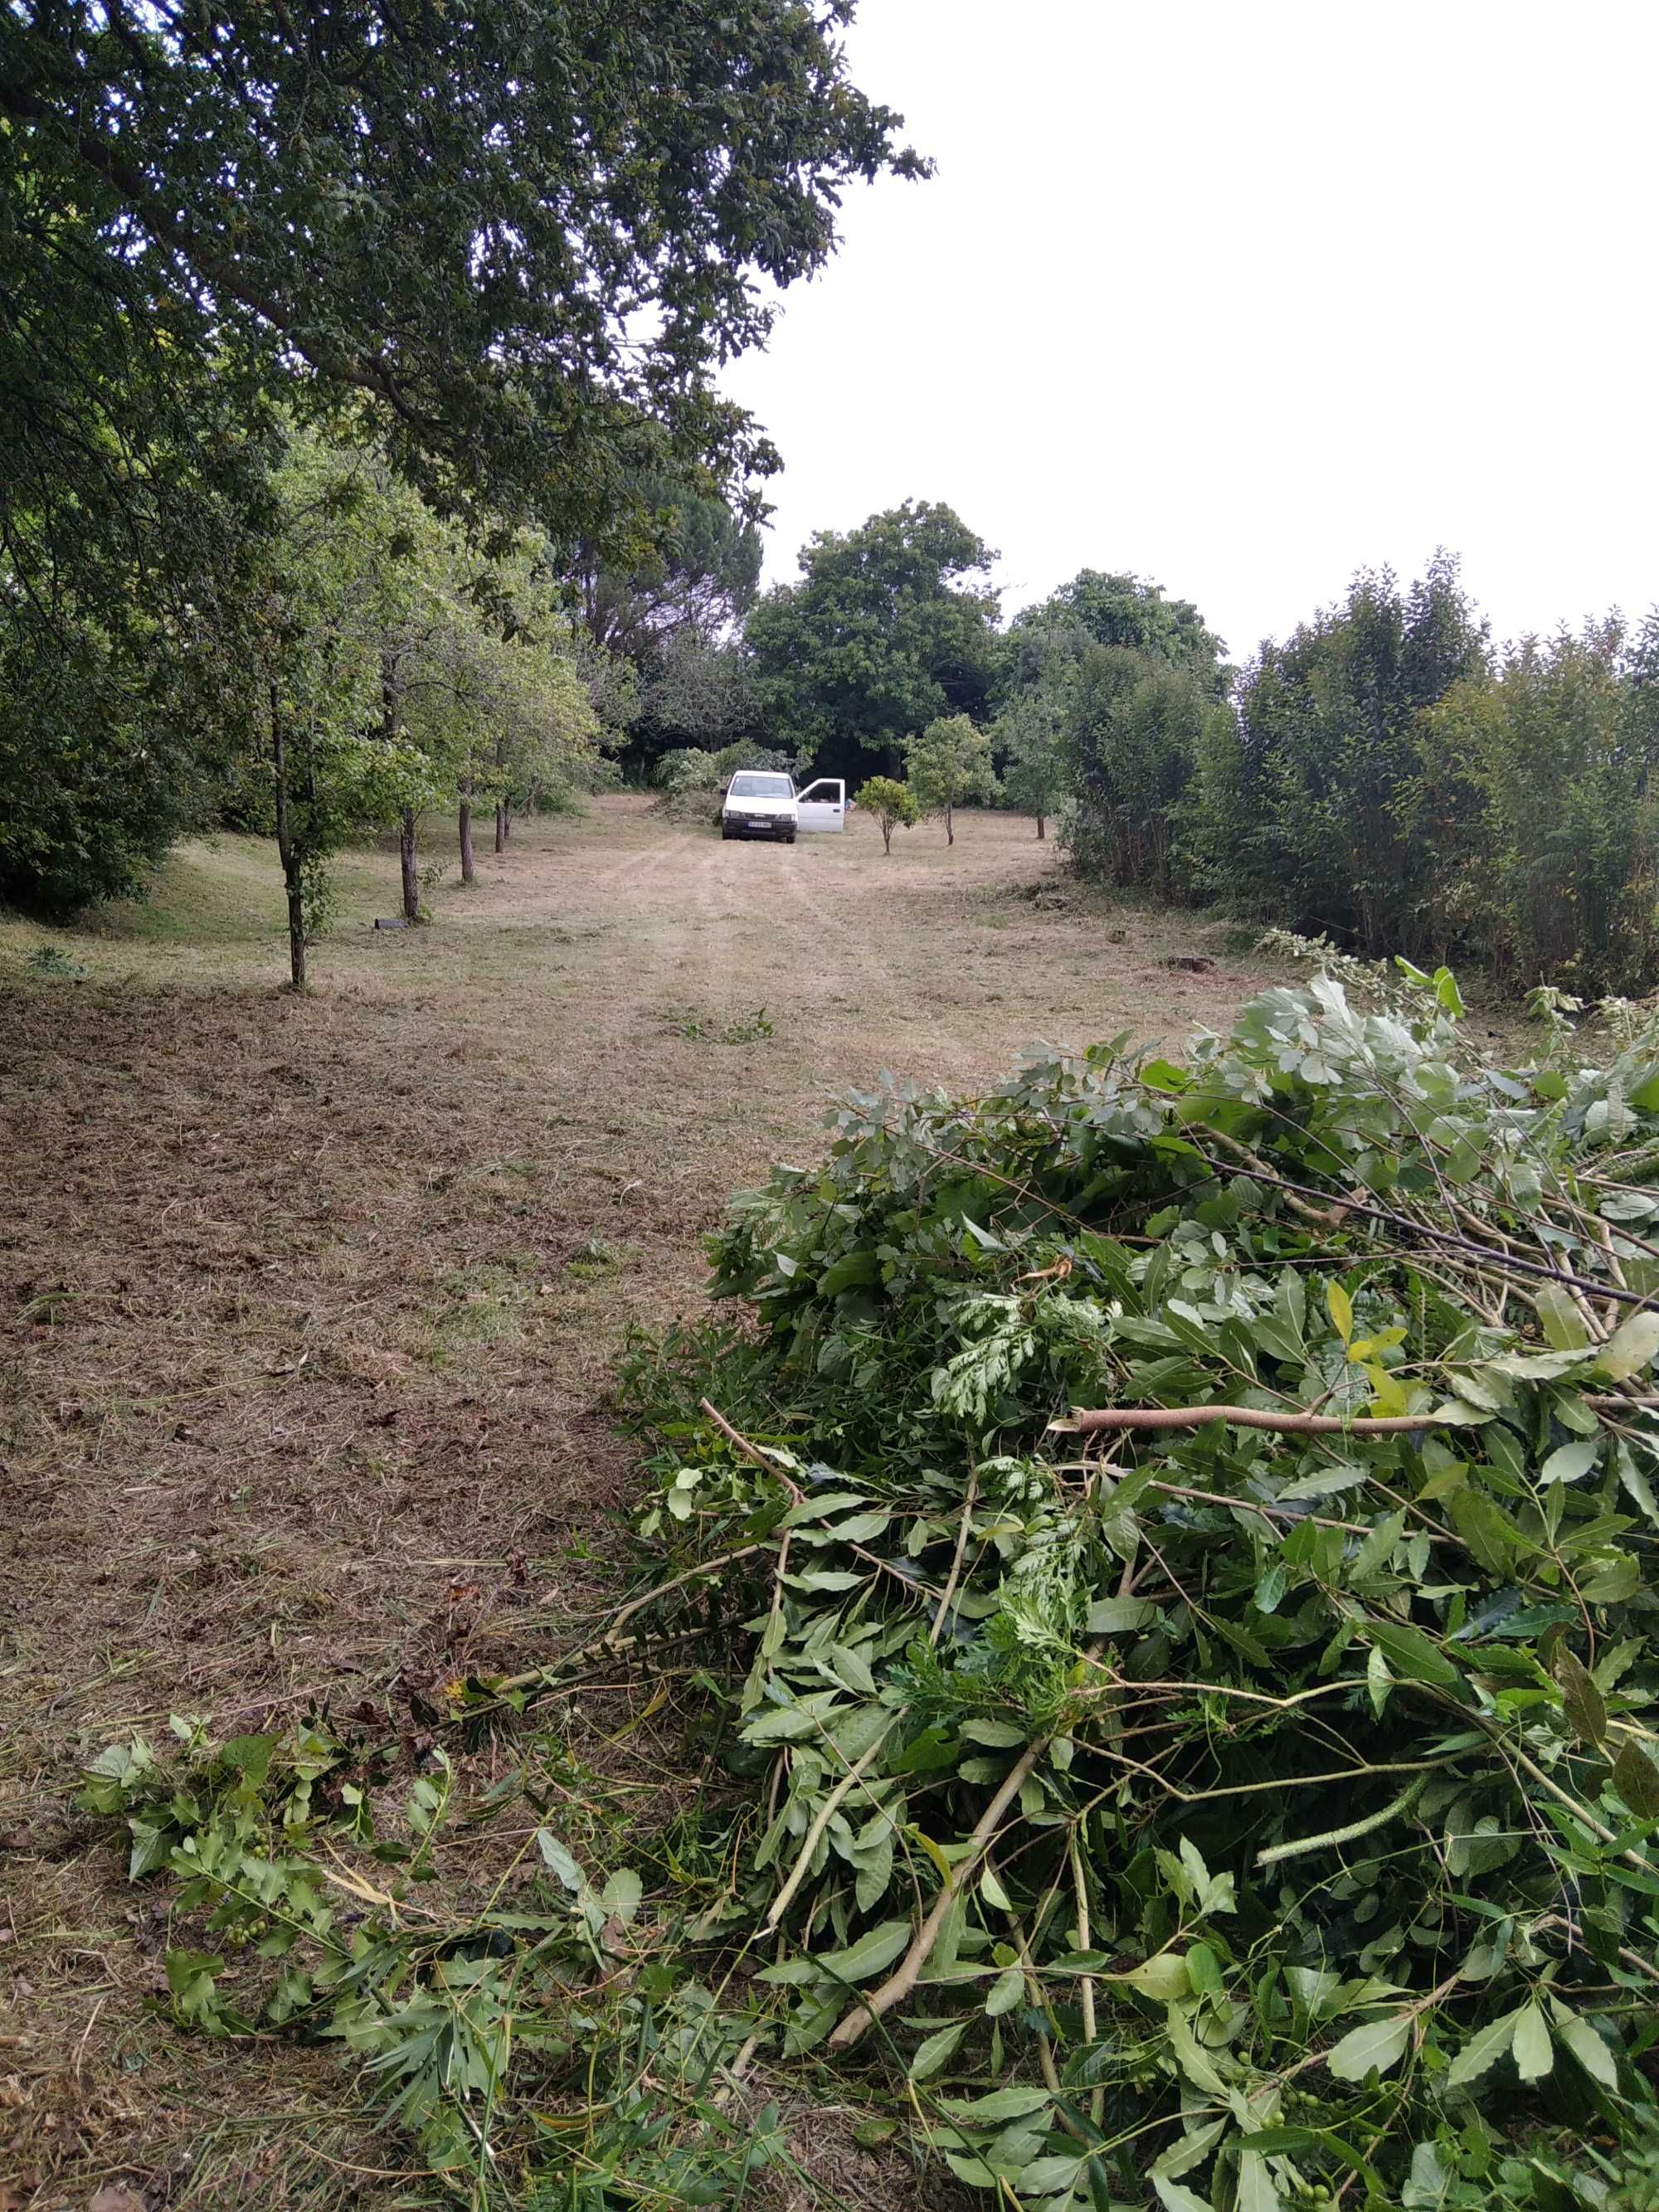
(85, 968, 1659, 2208)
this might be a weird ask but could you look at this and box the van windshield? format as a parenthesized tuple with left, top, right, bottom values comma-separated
(727, 773, 793, 798)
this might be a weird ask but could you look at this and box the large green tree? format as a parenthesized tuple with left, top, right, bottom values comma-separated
(0, 0, 921, 908)
(747, 501, 999, 779)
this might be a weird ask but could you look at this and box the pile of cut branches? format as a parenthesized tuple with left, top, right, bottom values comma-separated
(619, 965, 1659, 2209)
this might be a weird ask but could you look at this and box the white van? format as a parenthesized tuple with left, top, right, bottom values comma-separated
(720, 772, 847, 843)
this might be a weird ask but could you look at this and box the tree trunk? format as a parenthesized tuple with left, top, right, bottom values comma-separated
(881, 821, 893, 854)
(400, 806, 420, 921)
(494, 801, 507, 853)
(945, 801, 954, 847)
(270, 686, 306, 991)
(1036, 814, 1047, 841)
(459, 786, 475, 886)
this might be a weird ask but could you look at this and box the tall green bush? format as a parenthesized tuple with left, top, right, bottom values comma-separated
(1058, 645, 1222, 897)
(1412, 618, 1659, 990)
(1185, 557, 1487, 952)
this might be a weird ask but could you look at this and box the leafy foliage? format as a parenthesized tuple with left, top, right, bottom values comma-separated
(654, 739, 795, 822)
(1, 0, 918, 912)
(3, 0, 922, 528)
(993, 687, 1066, 839)
(1007, 570, 1228, 690)
(1058, 646, 1225, 895)
(859, 775, 922, 854)
(1409, 618, 1659, 991)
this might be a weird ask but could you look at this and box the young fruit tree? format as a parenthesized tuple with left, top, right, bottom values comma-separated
(903, 712, 997, 845)
(993, 684, 1065, 839)
(857, 775, 921, 854)
(214, 436, 446, 987)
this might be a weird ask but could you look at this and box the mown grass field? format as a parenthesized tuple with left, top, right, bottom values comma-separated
(0, 797, 1277, 2210)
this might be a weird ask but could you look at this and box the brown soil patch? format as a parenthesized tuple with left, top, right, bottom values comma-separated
(0, 797, 1272, 2206)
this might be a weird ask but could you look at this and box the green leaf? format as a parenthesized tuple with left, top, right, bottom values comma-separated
(1021, 2156, 1087, 2194)
(1511, 2000, 1553, 2081)
(777, 1490, 868, 1528)
(1539, 1439, 1600, 1485)
(1447, 1488, 1525, 1575)
(742, 1703, 832, 1743)
(1613, 1742, 1659, 1819)
(1447, 2005, 1522, 2087)
(1326, 2011, 1411, 2082)
(1122, 1951, 1190, 2001)
(1084, 1597, 1157, 1635)
(960, 1717, 1028, 1748)
(939, 2084, 1053, 2122)
(1154, 2120, 1228, 2184)
(1152, 2179, 1214, 2212)
(1363, 1620, 1459, 1688)
(1551, 1647, 1607, 1747)
(826, 1644, 878, 1697)
(600, 1868, 642, 1924)
(1165, 2002, 1227, 2094)
(909, 2020, 966, 2079)
(536, 1831, 584, 1892)
(1598, 1309, 1659, 1382)
(817, 1251, 880, 1296)
(815, 1918, 911, 1982)
(1277, 1461, 1371, 1501)
(820, 1510, 890, 1544)
(1534, 1285, 1588, 1351)
(1237, 2149, 1281, 2212)
(221, 1733, 278, 1784)
(978, 1864, 1011, 1911)
(985, 1966, 1024, 2016)
(1556, 2011, 1618, 2088)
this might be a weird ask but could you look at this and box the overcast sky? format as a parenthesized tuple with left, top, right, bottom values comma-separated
(721, 0, 1659, 664)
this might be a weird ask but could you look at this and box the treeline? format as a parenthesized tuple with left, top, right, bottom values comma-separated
(1035, 556, 1659, 994)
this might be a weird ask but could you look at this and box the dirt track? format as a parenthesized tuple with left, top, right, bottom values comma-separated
(0, 796, 1269, 2206)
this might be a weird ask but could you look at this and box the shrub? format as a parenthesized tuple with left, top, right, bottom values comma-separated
(654, 739, 796, 821)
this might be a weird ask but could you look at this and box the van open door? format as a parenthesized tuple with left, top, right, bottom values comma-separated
(795, 778, 846, 834)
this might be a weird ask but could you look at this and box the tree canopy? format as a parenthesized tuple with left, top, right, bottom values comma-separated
(2, 1, 923, 527)
(747, 501, 999, 780)
(1004, 567, 1228, 692)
